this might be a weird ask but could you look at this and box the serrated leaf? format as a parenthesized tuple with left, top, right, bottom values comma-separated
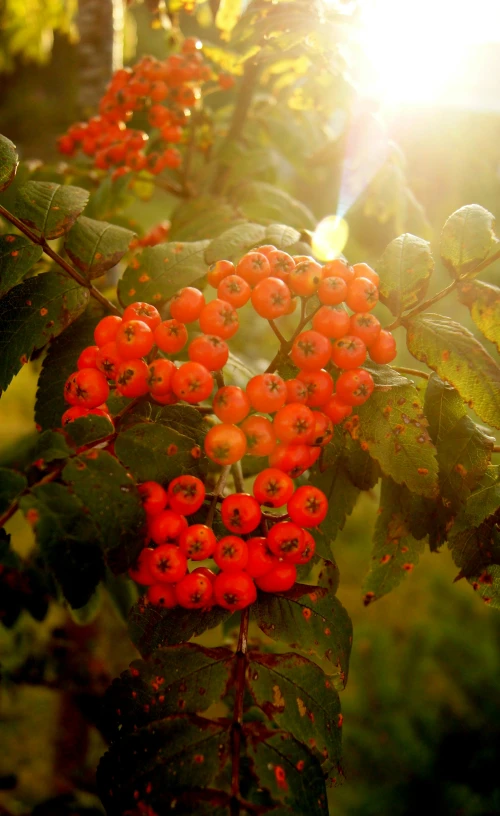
(232, 182, 316, 230)
(118, 240, 209, 307)
(64, 215, 134, 279)
(451, 465, 500, 535)
(115, 421, 206, 483)
(204, 222, 266, 265)
(440, 204, 498, 278)
(103, 643, 233, 739)
(62, 449, 146, 574)
(35, 304, 102, 431)
(0, 134, 19, 191)
(457, 278, 500, 353)
(154, 404, 207, 445)
(15, 181, 89, 239)
(255, 584, 352, 684)
(348, 369, 439, 498)
(406, 313, 500, 429)
(376, 233, 433, 316)
(0, 271, 90, 391)
(0, 234, 43, 296)
(33, 430, 71, 463)
(19, 482, 104, 609)
(309, 462, 359, 546)
(265, 223, 301, 249)
(449, 518, 500, 607)
(128, 600, 231, 657)
(0, 468, 27, 514)
(363, 478, 425, 604)
(247, 651, 341, 772)
(97, 714, 230, 816)
(64, 414, 114, 447)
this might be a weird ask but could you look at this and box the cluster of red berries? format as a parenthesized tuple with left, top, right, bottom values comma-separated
(57, 39, 233, 177)
(127, 473, 325, 611)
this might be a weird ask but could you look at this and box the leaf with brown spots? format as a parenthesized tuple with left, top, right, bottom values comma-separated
(115, 421, 207, 483)
(254, 584, 352, 683)
(117, 240, 209, 307)
(449, 518, 500, 608)
(458, 278, 500, 354)
(363, 478, 425, 603)
(309, 462, 360, 553)
(128, 600, 231, 658)
(247, 651, 342, 776)
(0, 134, 19, 192)
(440, 204, 498, 278)
(451, 465, 500, 535)
(0, 234, 42, 296)
(0, 468, 27, 514)
(102, 643, 233, 740)
(376, 232, 433, 316)
(64, 215, 134, 279)
(407, 313, 500, 429)
(0, 271, 89, 391)
(14, 181, 89, 239)
(352, 367, 439, 498)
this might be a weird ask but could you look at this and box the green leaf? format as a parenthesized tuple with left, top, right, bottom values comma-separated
(406, 313, 500, 429)
(0, 467, 27, 514)
(64, 414, 114, 447)
(128, 600, 231, 658)
(457, 278, 500, 353)
(349, 368, 439, 498)
(204, 222, 266, 265)
(0, 134, 19, 191)
(231, 182, 316, 230)
(440, 204, 498, 278)
(0, 271, 90, 391)
(376, 233, 433, 316)
(451, 465, 500, 535)
(363, 478, 425, 604)
(0, 234, 43, 296)
(62, 449, 146, 574)
(448, 518, 500, 607)
(169, 196, 242, 242)
(104, 569, 138, 623)
(19, 482, 104, 609)
(153, 404, 208, 446)
(15, 181, 89, 239)
(115, 421, 206, 483)
(255, 584, 352, 684)
(309, 462, 360, 546)
(33, 430, 71, 463)
(64, 215, 134, 279)
(423, 374, 494, 509)
(103, 643, 233, 739)
(264, 223, 301, 250)
(35, 304, 102, 431)
(117, 240, 209, 307)
(247, 651, 342, 772)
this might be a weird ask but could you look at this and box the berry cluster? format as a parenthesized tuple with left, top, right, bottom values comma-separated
(61, 244, 396, 609)
(57, 39, 233, 177)
(127, 474, 324, 611)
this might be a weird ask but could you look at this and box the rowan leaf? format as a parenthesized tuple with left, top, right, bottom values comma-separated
(33, 430, 71, 463)
(348, 367, 439, 498)
(114, 421, 206, 483)
(62, 449, 146, 574)
(406, 313, 500, 429)
(451, 465, 500, 535)
(0, 271, 90, 391)
(15, 181, 89, 239)
(247, 651, 342, 771)
(64, 215, 134, 279)
(0, 134, 19, 191)
(448, 519, 500, 607)
(457, 278, 500, 353)
(265, 223, 302, 249)
(169, 196, 243, 242)
(19, 482, 104, 609)
(0, 234, 43, 296)
(255, 584, 352, 684)
(204, 222, 266, 264)
(309, 462, 360, 545)
(232, 182, 316, 230)
(103, 643, 233, 739)
(0, 468, 27, 513)
(376, 232, 433, 316)
(440, 204, 498, 278)
(128, 599, 231, 658)
(64, 414, 114, 447)
(153, 404, 207, 446)
(117, 240, 209, 307)
(363, 478, 425, 604)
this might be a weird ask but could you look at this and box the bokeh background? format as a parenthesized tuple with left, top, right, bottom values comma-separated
(0, 2, 499, 814)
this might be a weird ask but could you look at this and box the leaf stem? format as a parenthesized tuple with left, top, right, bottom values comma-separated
(0, 203, 121, 315)
(268, 319, 286, 345)
(230, 605, 250, 813)
(231, 460, 245, 493)
(392, 366, 430, 380)
(205, 464, 231, 527)
(385, 279, 458, 330)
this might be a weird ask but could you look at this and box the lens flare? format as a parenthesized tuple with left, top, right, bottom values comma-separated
(311, 216, 349, 261)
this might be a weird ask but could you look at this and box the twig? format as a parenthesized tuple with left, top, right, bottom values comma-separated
(0, 204, 121, 316)
(230, 605, 250, 814)
(232, 461, 245, 493)
(392, 366, 430, 380)
(268, 319, 286, 345)
(206, 465, 231, 527)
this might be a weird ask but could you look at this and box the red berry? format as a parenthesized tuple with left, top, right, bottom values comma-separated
(64, 368, 110, 409)
(317, 275, 348, 305)
(253, 468, 294, 508)
(77, 346, 99, 370)
(217, 275, 251, 309)
(147, 583, 177, 607)
(179, 525, 217, 560)
(322, 258, 354, 284)
(288, 260, 323, 297)
(207, 259, 235, 288)
(94, 315, 122, 347)
(310, 411, 334, 446)
(214, 571, 256, 610)
(369, 329, 397, 364)
(285, 379, 309, 405)
(267, 249, 295, 282)
(267, 521, 306, 559)
(272, 402, 315, 445)
(295, 529, 316, 564)
(116, 359, 150, 397)
(147, 358, 176, 395)
(256, 562, 297, 592)
(204, 423, 247, 465)
(246, 373, 287, 413)
(268, 443, 312, 478)
(349, 312, 381, 348)
(251, 277, 292, 320)
(122, 302, 161, 330)
(245, 537, 279, 578)
(138, 481, 168, 515)
(221, 493, 262, 535)
(291, 331, 331, 372)
(352, 262, 379, 287)
(236, 251, 271, 286)
(128, 548, 156, 585)
(170, 287, 205, 323)
(154, 320, 188, 354)
(336, 368, 374, 406)
(323, 395, 353, 424)
(287, 485, 328, 528)
(312, 305, 350, 339)
(297, 369, 334, 407)
(61, 406, 90, 425)
(214, 536, 249, 572)
(149, 510, 188, 545)
(199, 299, 239, 339)
(240, 415, 277, 457)
(345, 277, 379, 312)
(167, 475, 205, 515)
(188, 334, 229, 371)
(212, 386, 250, 424)
(115, 319, 154, 360)
(96, 342, 122, 380)
(149, 544, 187, 583)
(171, 361, 214, 404)
(331, 335, 367, 370)
(175, 572, 213, 608)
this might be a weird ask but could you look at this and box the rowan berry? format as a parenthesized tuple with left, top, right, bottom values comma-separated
(295, 529, 316, 564)
(251, 277, 292, 320)
(214, 571, 257, 610)
(267, 521, 306, 559)
(175, 572, 213, 608)
(273, 403, 315, 445)
(150, 320, 185, 356)
(167, 475, 206, 515)
(291, 330, 331, 371)
(285, 378, 309, 405)
(115, 319, 154, 360)
(199, 299, 239, 339)
(352, 262, 380, 287)
(288, 259, 323, 297)
(191, 566, 217, 583)
(188, 334, 229, 371)
(323, 395, 353, 424)
(256, 245, 277, 259)
(77, 346, 99, 370)
(322, 258, 354, 283)
(221, 493, 262, 535)
(116, 359, 150, 397)
(246, 373, 287, 413)
(204, 423, 247, 465)
(179, 525, 217, 560)
(288, 485, 328, 528)
(236, 251, 271, 286)
(171, 361, 213, 403)
(349, 312, 381, 347)
(149, 510, 188, 545)
(310, 411, 334, 446)
(255, 562, 297, 592)
(217, 275, 251, 309)
(207, 259, 235, 288)
(169, 287, 205, 323)
(122, 302, 161, 331)
(147, 583, 177, 608)
(94, 315, 122, 347)
(147, 358, 176, 395)
(297, 369, 334, 407)
(245, 537, 279, 578)
(240, 415, 277, 456)
(317, 275, 348, 305)
(64, 369, 110, 409)
(214, 536, 249, 572)
(96, 342, 122, 380)
(312, 305, 350, 339)
(253, 468, 294, 507)
(61, 406, 91, 425)
(149, 544, 187, 583)
(267, 249, 295, 282)
(268, 443, 312, 478)
(368, 329, 397, 364)
(129, 548, 156, 585)
(331, 335, 367, 370)
(345, 276, 379, 312)
(138, 481, 168, 515)
(212, 386, 250, 425)
(336, 368, 374, 406)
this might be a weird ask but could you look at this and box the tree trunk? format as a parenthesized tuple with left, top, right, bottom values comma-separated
(76, 0, 124, 117)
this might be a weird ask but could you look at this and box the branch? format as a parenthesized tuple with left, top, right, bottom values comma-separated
(268, 319, 286, 345)
(232, 460, 245, 493)
(0, 204, 121, 315)
(230, 605, 250, 815)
